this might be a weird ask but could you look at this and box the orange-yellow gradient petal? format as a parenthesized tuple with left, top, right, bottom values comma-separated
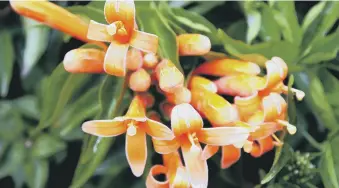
(126, 48, 143, 71)
(10, 0, 90, 42)
(143, 53, 159, 69)
(177, 34, 211, 56)
(130, 30, 159, 53)
(221, 145, 241, 169)
(189, 76, 217, 93)
(262, 93, 287, 122)
(87, 20, 112, 42)
(139, 92, 155, 109)
(129, 68, 151, 92)
(156, 60, 184, 93)
(152, 138, 180, 154)
(125, 95, 147, 120)
(160, 101, 175, 120)
(197, 127, 250, 146)
(146, 165, 169, 188)
(234, 93, 261, 121)
(171, 103, 203, 137)
(166, 87, 192, 105)
(202, 145, 219, 160)
(104, 41, 129, 76)
(82, 120, 126, 137)
(63, 48, 105, 73)
(194, 58, 261, 76)
(250, 136, 275, 158)
(144, 119, 174, 140)
(126, 129, 147, 177)
(104, 0, 135, 43)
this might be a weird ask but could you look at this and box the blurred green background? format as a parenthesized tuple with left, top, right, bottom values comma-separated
(1, 1, 339, 188)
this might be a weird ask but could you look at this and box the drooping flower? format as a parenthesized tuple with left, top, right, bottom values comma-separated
(152, 103, 250, 187)
(155, 59, 184, 93)
(82, 95, 174, 177)
(146, 152, 190, 188)
(129, 68, 151, 92)
(177, 34, 211, 56)
(87, 0, 158, 76)
(63, 48, 105, 73)
(188, 76, 218, 93)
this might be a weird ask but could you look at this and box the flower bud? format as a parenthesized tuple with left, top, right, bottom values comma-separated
(129, 68, 151, 92)
(177, 34, 211, 56)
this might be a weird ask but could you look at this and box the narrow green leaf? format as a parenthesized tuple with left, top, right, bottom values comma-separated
(21, 17, 49, 77)
(32, 134, 66, 158)
(0, 103, 24, 141)
(261, 144, 294, 184)
(319, 138, 339, 188)
(226, 20, 247, 42)
(259, 4, 281, 42)
(67, 5, 105, 23)
(301, 2, 326, 33)
(319, 68, 339, 108)
(287, 75, 297, 125)
(12, 95, 40, 120)
(0, 141, 26, 179)
(136, 2, 182, 72)
(242, 1, 262, 44)
(0, 30, 15, 97)
(24, 159, 49, 188)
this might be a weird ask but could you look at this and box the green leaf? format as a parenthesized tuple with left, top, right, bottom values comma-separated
(294, 71, 338, 131)
(243, 1, 262, 44)
(71, 76, 131, 188)
(12, 95, 40, 120)
(271, 1, 302, 47)
(188, 1, 225, 15)
(24, 159, 49, 188)
(32, 134, 66, 158)
(301, 2, 326, 33)
(259, 4, 281, 42)
(319, 137, 339, 188)
(21, 17, 49, 77)
(261, 144, 293, 184)
(67, 4, 105, 23)
(226, 20, 247, 42)
(287, 75, 297, 125)
(218, 29, 302, 71)
(0, 103, 24, 141)
(0, 30, 15, 97)
(300, 30, 339, 64)
(0, 140, 26, 179)
(136, 2, 182, 72)
(319, 69, 339, 108)
(35, 63, 90, 135)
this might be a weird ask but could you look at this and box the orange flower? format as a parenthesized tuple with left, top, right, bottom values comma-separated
(202, 144, 241, 169)
(159, 101, 175, 121)
(165, 87, 192, 105)
(250, 136, 275, 158)
(155, 59, 184, 93)
(147, 111, 161, 122)
(146, 152, 190, 188)
(63, 48, 105, 73)
(177, 34, 211, 56)
(82, 95, 174, 177)
(126, 48, 143, 71)
(10, 0, 101, 45)
(143, 53, 159, 69)
(152, 103, 250, 187)
(194, 58, 261, 76)
(139, 92, 155, 109)
(191, 88, 238, 127)
(214, 57, 304, 100)
(87, 0, 158, 76)
(129, 68, 151, 92)
(188, 76, 217, 93)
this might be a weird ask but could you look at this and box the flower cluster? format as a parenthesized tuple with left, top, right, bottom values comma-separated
(11, 0, 305, 187)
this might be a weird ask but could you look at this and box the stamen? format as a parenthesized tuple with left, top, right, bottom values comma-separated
(282, 86, 305, 101)
(276, 119, 297, 135)
(187, 133, 200, 152)
(272, 134, 283, 146)
(106, 23, 117, 35)
(127, 122, 137, 136)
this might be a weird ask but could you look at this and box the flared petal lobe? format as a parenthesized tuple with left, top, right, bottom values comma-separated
(87, 20, 112, 42)
(82, 120, 126, 137)
(143, 119, 174, 140)
(152, 138, 180, 154)
(104, 41, 129, 76)
(197, 127, 250, 146)
(177, 34, 211, 56)
(125, 95, 147, 119)
(10, 0, 90, 42)
(146, 165, 169, 188)
(63, 48, 105, 73)
(126, 129, 147, 177)
(130, 30, 159, 53)
(195, 58, 261, 76)
(221, 145, 241, 169)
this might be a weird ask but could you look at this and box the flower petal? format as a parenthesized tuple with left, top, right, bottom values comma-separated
(87, 20, 112, 42)
(82, 119, 126, 137)
(262, 93, 287, 122)
(250, 136, 275, 158)
(172, 166, 191, 188)
(146, 165, 169, 188)
(250, 123, 281, 140)
(177, 34, 211, 56)
(129, 68, 151, 92)
(125, 95, 147, 119)
(155, 59, 184, 93)
(181, 141, 208, 188)
(144, 119, 175, 140)
(234, 92, 261, 121)
(126, 129, 147, 177)
(63, 48, 105, 73)
(143, 53, 159, 69)
(159, 101, 175, 121)
(201, 145, 219, 160)
(197, 127, 250, 146)
(130, 30, 159, 53)
(139, 92, 155, 109)
(126, 48, 143, 71)
(165, 87, 191, 105)
(152, 138, 180, 154)
(195, 58, 261, 76)
(221, 145, 241, 169)
(104, 41, 129, 76)
(189, 76, 217, 93)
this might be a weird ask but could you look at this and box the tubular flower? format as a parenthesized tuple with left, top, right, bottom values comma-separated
(10, 0, 95, 43)
(129, 68, 151, 92)
(63, 48, 105, 73)
(250, 136, 275, 158)
(188, 76, 217, 93)
(82, 95, 174, 177)
(194, 58, 261, 76)
(177, 34, 211, 56)
(165, 87, 192, 105)
(126, 48, 143, 71)
(155, 59, 184, 93)
(214, 57, 305, 100)
(143, 53, 159, 69)
(152, 103, 250, 187)
(87, 0, 158, 76)
(146, 152, 190, 188)
(191, 88, 239, 127)
(202, 144, 241, 169)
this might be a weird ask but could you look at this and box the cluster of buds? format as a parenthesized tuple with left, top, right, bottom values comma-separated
(10, 0, 305, 187)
